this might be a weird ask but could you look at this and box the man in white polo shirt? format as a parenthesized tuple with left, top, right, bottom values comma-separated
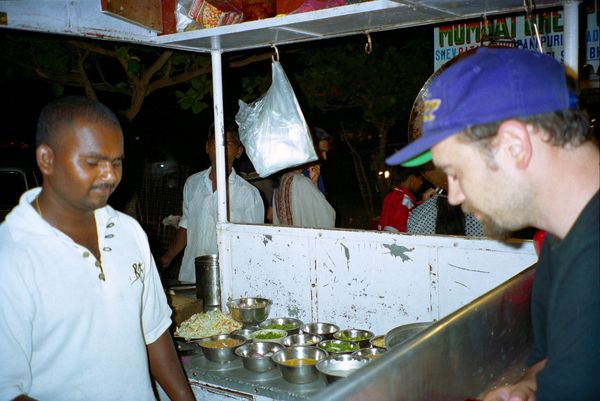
(0, 96, 194, 401)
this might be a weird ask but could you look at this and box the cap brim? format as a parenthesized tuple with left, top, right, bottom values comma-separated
(401, 151, 432, 167)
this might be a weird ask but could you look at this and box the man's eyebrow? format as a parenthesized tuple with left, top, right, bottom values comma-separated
(83, 152, 125, 161)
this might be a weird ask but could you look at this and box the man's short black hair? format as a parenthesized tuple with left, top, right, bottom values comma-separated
(36, 96, 121, 147)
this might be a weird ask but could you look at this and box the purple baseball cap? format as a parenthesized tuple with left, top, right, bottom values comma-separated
(386, 47, 572, 167)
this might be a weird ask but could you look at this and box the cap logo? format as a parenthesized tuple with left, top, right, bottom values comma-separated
(423, 99, 441, 122)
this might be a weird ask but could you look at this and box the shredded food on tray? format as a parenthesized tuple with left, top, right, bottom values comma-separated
(175, 310, 242, 341)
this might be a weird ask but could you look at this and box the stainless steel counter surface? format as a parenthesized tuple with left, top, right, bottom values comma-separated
(314, 264, 536, 401)
(182, 352, 327, 400)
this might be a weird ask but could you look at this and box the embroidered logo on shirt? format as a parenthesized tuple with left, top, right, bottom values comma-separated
(131, 262, 143, 285)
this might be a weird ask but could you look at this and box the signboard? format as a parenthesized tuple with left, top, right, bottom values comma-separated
(433, 1, 599, 72)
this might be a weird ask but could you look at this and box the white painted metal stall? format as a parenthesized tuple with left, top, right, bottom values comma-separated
(219, 224, 536, 334)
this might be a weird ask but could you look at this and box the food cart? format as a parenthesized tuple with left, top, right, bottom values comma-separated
(0, 1, 581, 399)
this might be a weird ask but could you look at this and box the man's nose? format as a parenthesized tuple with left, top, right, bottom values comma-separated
(447, 178, 466, 206)
(99, 161, 120, 182)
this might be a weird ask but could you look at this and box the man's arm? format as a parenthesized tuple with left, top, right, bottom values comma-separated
(160, 228, 187, 268)
(147, 329, 195, 401)
(483, 359, 546, 401)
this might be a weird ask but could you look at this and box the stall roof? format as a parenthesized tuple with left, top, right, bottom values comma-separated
(0, 0, 562, 52)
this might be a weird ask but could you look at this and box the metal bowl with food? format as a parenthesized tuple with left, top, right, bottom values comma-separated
(226, 297, 272, 327)
(271, 346, 328, 384)
(281, 333, 322, 347)
(333, 328, 374, 348)
(250, 328, 288, 343)
(230, 328, 257, 340)
(235, 341, 284, 372)
(352, 347, 387, 360)
(370, 334, 386, 349)
(317, 339, 360, 354)
(384, 321, 432, 348)
(259, 317, 303, 334)
(195, 333, 247, 363)
(316, 353, 371, 383)
(301, 322, 339, 340)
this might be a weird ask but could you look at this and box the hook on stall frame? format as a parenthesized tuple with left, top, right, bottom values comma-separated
(523, 0, 543, 53)
(271, 44, 280, 62)
(364, 32, 373, 54)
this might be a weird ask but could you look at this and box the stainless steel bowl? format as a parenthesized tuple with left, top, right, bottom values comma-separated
(271, 346, 328, 384)
(352, 347, 387, 360)
(259, 317, 303, 334)
(316, 354, 371, 383)
(281, 333, 322, 347)
(195, 333, 247, 363)
(301, 322, 339, 340)
(250, 329, 288, 343)
(317, 339, 360, 354)
(226, 297, 272, 326)
(333, 328, 375, 348)
(230, 328, 257, 340)
(370, 335, 386, 349)
(235, 341, 284, 372)
(384, 322, 432, 348)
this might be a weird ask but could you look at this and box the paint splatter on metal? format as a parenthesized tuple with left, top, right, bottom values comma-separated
(262, 235, 273, 246)
(340, 243, 350, 270)
(448, 263, 489, 274)
(383, 244, 413, 262)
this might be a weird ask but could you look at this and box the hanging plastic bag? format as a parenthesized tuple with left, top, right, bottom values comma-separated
(236, 60, 317, 178)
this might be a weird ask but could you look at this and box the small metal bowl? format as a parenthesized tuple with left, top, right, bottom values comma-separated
(259, 317, 303, 335)
(230, 328, 257, 340)
(227, 297, 272, 326)
(370, 335, 386, 349)
(250, 329, 288, 343)
(195, 333, 247, 363)
(316, 354, 371, 383)
(235, 341, 284, 372)
(301, 322, 339, 340)
(384, 322, 432, 348)
(271, 346, 328, 384)
(333, 329, 375, 348)
(317, 339, 360, 354)
(352, 347, 387, 360)
(281, 334, 322, 347)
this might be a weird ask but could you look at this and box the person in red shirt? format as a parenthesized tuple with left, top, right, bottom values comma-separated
(377, 168, 423, 232)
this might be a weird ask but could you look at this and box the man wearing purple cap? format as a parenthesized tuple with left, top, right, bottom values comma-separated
(387, 47, 599, 400)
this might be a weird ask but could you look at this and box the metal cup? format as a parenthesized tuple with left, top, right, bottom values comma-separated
(195, 254, 220, 311)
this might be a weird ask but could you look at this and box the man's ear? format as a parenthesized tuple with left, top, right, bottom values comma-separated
(36, 144, 55, 176)
(496, 119, 533, 169)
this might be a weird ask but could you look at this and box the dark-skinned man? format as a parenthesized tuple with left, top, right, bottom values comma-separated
(0, 96, 195, 401)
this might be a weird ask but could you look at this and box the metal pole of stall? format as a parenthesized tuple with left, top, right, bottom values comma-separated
(211, 41, 228, 224)
(563, 0, 581, 75)
(210, 38, 230, 310)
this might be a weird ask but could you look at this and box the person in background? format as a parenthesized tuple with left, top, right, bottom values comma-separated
(303, 127, 332, 194)
(271, 165, 336, 229)
(377, 168, 424, 232)
(407, 165, 484, 236)
(0, 96, 194, 401)
(161, 123, 264, 283)
(386, 47, 599, 400)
